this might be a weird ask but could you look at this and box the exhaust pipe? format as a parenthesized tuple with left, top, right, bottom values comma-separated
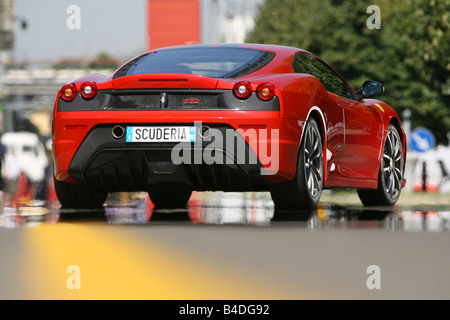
(199, 126, 211, 139)
(112, 125, 125, 139)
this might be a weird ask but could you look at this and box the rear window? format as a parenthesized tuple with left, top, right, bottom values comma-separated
(115, 47, 274, 79)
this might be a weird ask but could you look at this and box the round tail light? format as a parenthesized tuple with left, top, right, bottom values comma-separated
(60, 83, 77, 102)
(80, 81, 98, 100)
(233, 81, 252, 99)
(256, 83, 275, 101)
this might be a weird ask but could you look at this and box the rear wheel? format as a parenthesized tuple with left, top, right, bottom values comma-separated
(53, 176, 108, 209)
(357, 124, 404, 206)
(270, 118, 324, 211)
(148, 190, 192, 209)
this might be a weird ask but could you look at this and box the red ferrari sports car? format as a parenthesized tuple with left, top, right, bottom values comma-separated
(52, 43, 406, 210)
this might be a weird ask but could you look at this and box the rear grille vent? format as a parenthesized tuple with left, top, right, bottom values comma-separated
(109, 92, 219, 110)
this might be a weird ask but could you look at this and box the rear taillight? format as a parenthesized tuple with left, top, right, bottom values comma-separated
(256, 83, 275, 101)
(233, 81, 252, 99)
(60, 83, 77, 102)
(80, 81, 98, 100)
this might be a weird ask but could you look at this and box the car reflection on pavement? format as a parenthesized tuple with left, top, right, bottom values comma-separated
(0, 200, 57, 228)
(1, 191, 450, 231)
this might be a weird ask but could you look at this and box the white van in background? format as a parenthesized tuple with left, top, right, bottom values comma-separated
(1, 131, 49, 184)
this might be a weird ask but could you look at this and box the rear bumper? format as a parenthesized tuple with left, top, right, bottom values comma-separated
(69, 124, 269, 192)
(52, 110, 303, 191)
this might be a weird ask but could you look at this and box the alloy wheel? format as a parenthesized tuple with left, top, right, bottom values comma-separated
(303, 121, 323, 200)
(382, 127, 403, 201)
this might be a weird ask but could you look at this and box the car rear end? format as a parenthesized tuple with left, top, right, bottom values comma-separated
(52, 45, 301, 194)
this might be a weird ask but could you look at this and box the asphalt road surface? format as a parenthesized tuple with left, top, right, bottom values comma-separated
(0, 191, 449, 300)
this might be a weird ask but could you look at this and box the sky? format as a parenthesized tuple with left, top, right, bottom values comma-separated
(13, 0, 147, 63)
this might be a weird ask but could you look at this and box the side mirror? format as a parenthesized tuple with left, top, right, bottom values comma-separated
(356, 80, 385, 100)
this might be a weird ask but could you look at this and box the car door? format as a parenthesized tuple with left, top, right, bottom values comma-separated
(333, 94, 383, 178)
(294, 53, 382, 179)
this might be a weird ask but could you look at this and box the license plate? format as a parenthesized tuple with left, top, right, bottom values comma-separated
(126, 126, 196, 143)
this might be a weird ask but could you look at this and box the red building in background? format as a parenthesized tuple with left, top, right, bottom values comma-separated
(147, 0, 200, 50)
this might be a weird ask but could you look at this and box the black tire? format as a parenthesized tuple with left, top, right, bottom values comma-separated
(270, 118, 324, 211)
(357, 124, 404, 206)
(148, 190, 192, 209)
(53, 176, 108, 209)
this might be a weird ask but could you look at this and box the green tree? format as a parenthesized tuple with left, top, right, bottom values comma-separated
(246, 0, 450, 143)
